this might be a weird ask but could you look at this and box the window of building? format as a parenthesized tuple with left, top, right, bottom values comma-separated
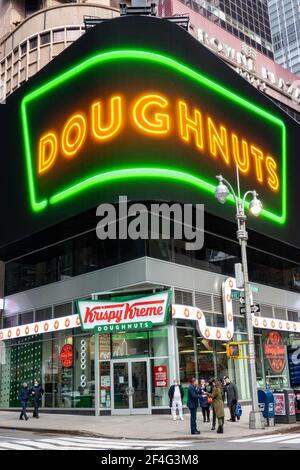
(40, 32, 50, 46)
(19, 311, 34, 325)
(20, 43, 27, 56)
(3, 315, 18, 328)
(288, 310, 299, 322)
(35, 306, 52, 322)
(53, 302, 72, 319)
(66, 28, 81, 42)
(53, 29, 65, 43)
(29, 36, 38, 50)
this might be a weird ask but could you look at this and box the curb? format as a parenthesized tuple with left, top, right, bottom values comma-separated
(0, 425, 211, 441)
(1, 424, 300, 441)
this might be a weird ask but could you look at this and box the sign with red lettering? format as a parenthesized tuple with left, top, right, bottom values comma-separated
(264, 331, 286, 373)
(154, 366, 168, 387)
(77, 291, 170, 333)
(60, 344, 73, 368)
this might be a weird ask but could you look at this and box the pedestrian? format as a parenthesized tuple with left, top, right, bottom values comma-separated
(187, 377, 200, 435)
(31, 379, 44, 419)
(199, 378, 210, 423)
(209, 379, 225, 434)
(224, 376, 239, 422)
(207, 378, 217, 430)
(19, 383, 30, 421)
(168, 379, 184, 421)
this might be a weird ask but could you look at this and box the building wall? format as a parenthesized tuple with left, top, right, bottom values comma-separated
(3, 257, 300, 322)
(1, 257, 299, 408)
(165, 0, 273, 58)
(0, 2, 119, 98)
(159, 0, 300, 119)
(268, 0, 300, 77)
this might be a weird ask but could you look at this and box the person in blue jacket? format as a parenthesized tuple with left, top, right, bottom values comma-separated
(19, 383, 30, 421)
(187, 377, 200, 435)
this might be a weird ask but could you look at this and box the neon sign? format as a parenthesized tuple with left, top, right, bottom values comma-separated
(21, 49, 286, 223)
(264, 331, 286, 374)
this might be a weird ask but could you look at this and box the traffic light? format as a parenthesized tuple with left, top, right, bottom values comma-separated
(226, 342, 241, 358)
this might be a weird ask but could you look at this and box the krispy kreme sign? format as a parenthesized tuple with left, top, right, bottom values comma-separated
(77, 291, 171, 333)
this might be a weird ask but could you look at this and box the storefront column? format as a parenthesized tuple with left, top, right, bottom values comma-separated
(94, 331, 100, 416)
(168, 324, 178, 384)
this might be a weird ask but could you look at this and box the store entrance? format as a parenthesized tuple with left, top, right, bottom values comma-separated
(111, 359, 151, 415)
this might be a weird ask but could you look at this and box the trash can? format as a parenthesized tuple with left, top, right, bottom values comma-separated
(273, 389, 297, 424)
(294, 389, 300, 422)
(258, 389, 275, 426)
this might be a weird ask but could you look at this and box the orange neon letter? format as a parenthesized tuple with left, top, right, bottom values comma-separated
(38, 132, 58, 174)
(232, 134, 249, 174)
(207, 117, 229, 164)
(91, 96, 122, 141)
(250, 145, 264, 183)
(132, 94, 170, 135)
(266, 155, 279, 191)
(61, 113, 87, 158)
(178, 100, 204, 150)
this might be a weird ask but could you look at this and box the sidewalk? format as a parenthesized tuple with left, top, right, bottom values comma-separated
(0, 406, 299, 440)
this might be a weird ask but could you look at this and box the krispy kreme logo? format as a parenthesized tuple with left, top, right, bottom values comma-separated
(78, 292, 170, 332)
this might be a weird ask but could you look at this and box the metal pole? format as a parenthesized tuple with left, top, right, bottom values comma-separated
(237, 215, 264, 429)
(94, 331, 100, 417)
(92, 292, 100, 417)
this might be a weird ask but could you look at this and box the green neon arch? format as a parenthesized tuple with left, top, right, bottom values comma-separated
(21, 49, 286, 224)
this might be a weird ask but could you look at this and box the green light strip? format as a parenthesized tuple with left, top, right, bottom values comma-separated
(21, 49, 286, 223)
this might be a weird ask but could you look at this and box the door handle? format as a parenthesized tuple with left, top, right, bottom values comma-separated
(125, 386, 135, 396)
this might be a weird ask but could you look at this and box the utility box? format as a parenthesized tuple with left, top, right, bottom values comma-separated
(273, 389, 297, 424)
(294, 389, 300, 421)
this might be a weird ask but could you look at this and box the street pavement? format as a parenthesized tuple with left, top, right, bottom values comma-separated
(1, 407, 300, 441)
(0, 430, 191, 450)
(0, 429, 299, 450)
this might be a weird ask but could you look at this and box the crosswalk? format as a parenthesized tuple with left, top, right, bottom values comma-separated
(230, 433, 300, 445)
(0, 435, 190, 451)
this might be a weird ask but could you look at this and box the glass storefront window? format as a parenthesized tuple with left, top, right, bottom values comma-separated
(0, 329, 95, 409)
(262, 330, 289, 389)
(215, 341, 228, 379)
(231, 333, 251, 400)
(100, 361, 111, 409)
(111, 328, 169, 359)
(255, 334, 266, 390)
(151, 358, 169, 407)
(99, 334, 111, 361)
(112, 331, 149, 358)
(177, 324, 251, 401)
(197, 337, 215, 380)
(149, 328, 168, 357)
(73, 333, 95, 408)
(177, 327, 196, 384)
(99, 328, 169, 410)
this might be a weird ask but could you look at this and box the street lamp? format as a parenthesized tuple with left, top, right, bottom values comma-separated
(215, 167, 265, 430)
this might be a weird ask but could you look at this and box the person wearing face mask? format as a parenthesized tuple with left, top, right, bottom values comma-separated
(31, 379, 44, 419)
(168, 379, 184, 421)
(19, 383, 30, 421)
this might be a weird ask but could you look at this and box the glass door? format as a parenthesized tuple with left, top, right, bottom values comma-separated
(112, 362, 130, 414)
(131, 360, 150, 414)
(111, 359, 151, 415)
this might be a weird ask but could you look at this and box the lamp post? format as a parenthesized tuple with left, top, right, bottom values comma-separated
(215, 166, 264, 430)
